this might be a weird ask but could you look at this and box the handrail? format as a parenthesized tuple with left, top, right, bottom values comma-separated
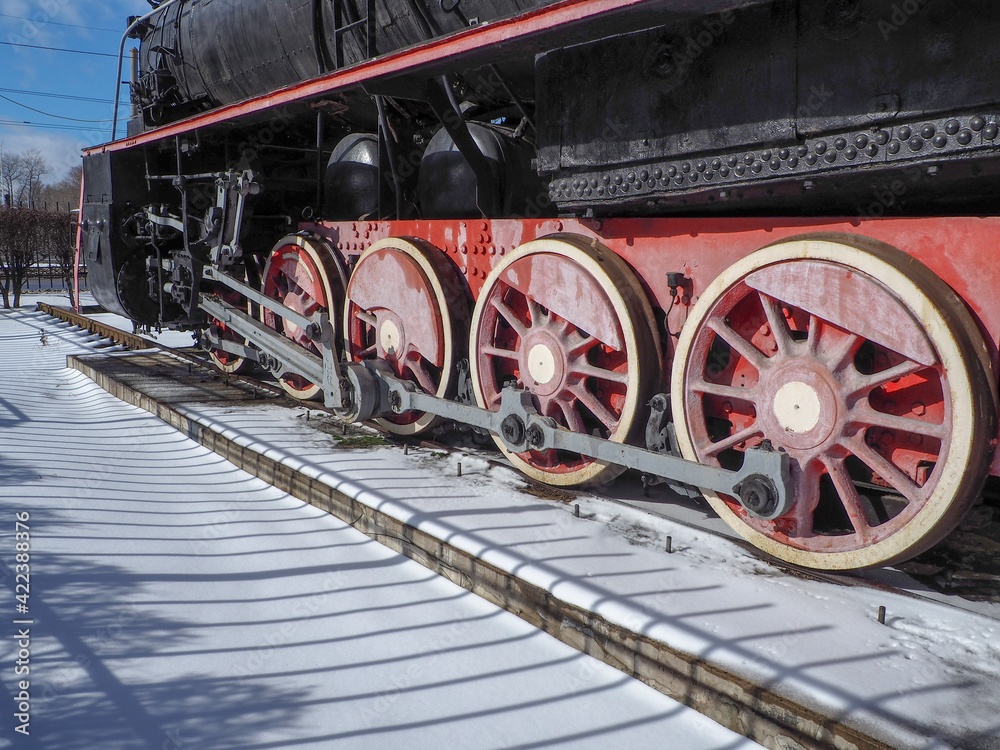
(111, 0, 186, 141)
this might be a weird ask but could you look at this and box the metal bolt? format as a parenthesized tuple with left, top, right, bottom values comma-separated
(877, 605, 886, 625)
(457, 462, 462, 477)
(574, 504, 580, 517)
(525, 424, 544, 449)
(500, 414, 524, 445)
(665, 536, 673, 553)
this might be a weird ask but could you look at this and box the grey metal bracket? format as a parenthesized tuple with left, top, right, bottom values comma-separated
(203, 266, 317, 336)
(200, 330, 261, 363)
(197, 295, 345, 411)
(208, 170, 260, 267)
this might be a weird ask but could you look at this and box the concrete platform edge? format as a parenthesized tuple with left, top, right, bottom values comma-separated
(68, 351, 895, 750)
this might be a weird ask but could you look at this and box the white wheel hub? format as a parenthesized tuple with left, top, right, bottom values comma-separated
(527, 343, 557, 385)
(772, 381, 821, 433)
(380, 319, 401, 356)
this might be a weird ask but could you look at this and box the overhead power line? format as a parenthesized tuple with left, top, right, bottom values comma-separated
(0, 12, 122, 33)
(0, 119, 104, 133)
(0, 40, 119, 58)
(0, 87, 122, 106)
(0, 93, 113, 123)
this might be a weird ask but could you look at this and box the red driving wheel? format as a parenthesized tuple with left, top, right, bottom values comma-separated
(470, 235, 661, 486)
(672, 236, 997, 569)
(260, 235, 347, 400)
(343, 238, 469, 435)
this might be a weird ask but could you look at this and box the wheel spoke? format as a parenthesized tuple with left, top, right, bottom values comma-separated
(805, 314, 821, 357)
(566, 331, 599, 356)
(759, 293, 794, 356)
(482, 344, 519, 361)
(492, 296, 527, 338)
(570, 362, 629, 385)
(569, 382, 619, 432)
(822, 455, 875, 542)
(706, 317, 768, 372)
(701, 422, 763, 457)
(404, 354, 437, 394)
(558, 399, 587, 433)
(526, 297, 546, 328)
(689, 378, 758, 402)
(784, 464, 820, 538)
(845, 359, 927, 398)
(849, 402, 947, 439)
(823, 329, 862, 373)
(847, 437, 924, 505)
(354, 308, 378, 327)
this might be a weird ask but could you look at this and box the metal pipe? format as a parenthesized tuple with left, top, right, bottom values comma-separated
(375, 96, 402, 218)
(111, 0, 185, 141)
(130, 48, 139, 120)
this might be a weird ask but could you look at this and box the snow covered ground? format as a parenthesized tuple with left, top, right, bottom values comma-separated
(25, 291, 197, 350)
(170, 399, 1000, 749)
(0, 305, 763, 748)
(8, 294, 1000, 749)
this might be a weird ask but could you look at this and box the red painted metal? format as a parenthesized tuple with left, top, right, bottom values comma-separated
(681, 264, 951, 552)
(261, 242, 339, 394)
(73, 177, 84, 313)
(744, 262, 936, 366)
(307, 214, 1000, 474)
(207, 283, 252, 372)
(309, 216, 1000, 360)
(346, 246, 445, 369)
(476, 249, 631, 475)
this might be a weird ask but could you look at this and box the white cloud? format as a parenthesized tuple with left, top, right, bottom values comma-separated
(0, 126, 87, 182)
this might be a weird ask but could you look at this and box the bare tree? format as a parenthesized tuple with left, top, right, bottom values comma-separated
(0, 209, 35, 308)
(41, 166, 83, 210)
(36, 212, 76, 304)
(0, 149, 24, 208)
(17, 150, 49, 208)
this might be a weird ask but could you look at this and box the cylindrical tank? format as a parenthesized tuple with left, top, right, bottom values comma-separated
(325, 133, 393, 219)
(417, 122, 545, 218)
(136, 0, 547, 123)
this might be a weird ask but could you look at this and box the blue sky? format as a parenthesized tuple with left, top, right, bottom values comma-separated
(0, 0, 149, 182)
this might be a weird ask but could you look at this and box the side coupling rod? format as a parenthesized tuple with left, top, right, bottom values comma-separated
(197, 291, 794, 521)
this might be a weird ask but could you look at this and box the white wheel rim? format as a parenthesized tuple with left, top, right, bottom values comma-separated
(671, 237, 985, 570)
(344, 238, 460, 435)
(470, 235, 659, 486)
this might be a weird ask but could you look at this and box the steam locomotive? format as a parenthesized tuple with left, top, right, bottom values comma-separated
(79, 0, 1000, 570)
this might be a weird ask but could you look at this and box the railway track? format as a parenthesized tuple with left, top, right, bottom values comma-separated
(37, 301, 1000, 617)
